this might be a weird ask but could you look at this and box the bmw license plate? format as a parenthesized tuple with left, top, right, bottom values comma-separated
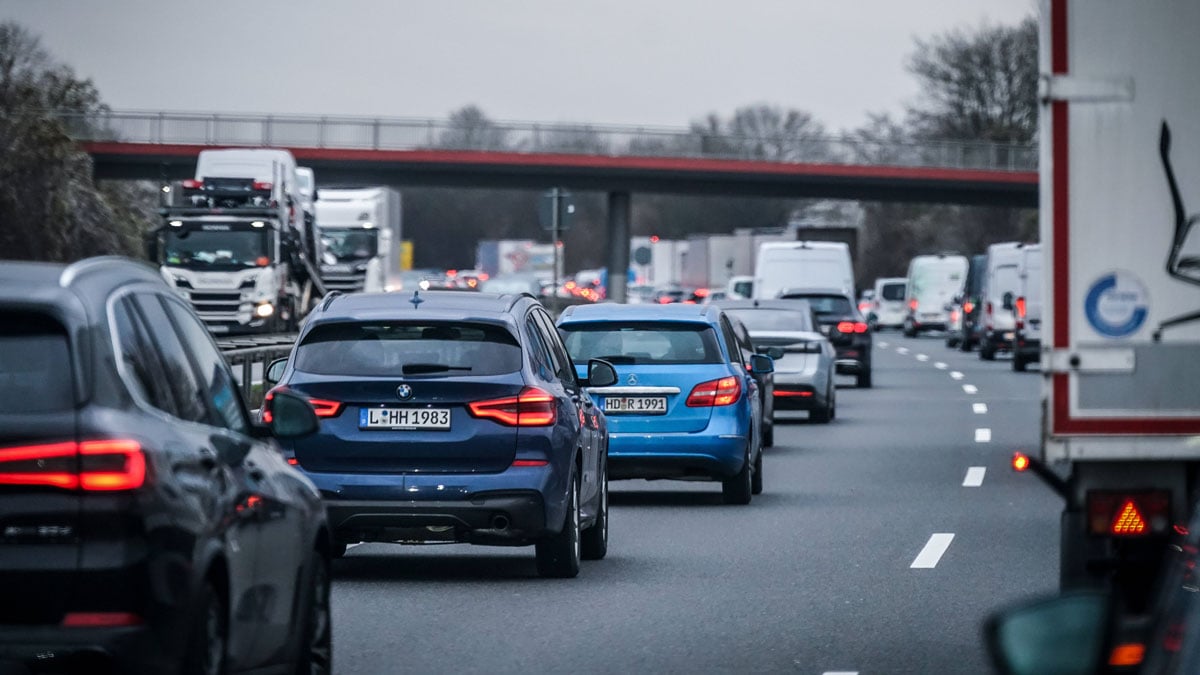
(359, 407, 451, 430)
(603, 397, 667, 414)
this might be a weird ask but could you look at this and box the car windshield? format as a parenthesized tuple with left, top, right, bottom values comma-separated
(777, 294, 853, 316)
(162, 225, 269, 270)
(881, 282, 906, 301)
(321, 229, 379, 263)
(294, 321, 522, 377)
(560, 321, 723, 365)
(724, 309, 813, 333)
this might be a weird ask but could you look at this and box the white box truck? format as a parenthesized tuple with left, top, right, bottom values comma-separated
(315, 187, 402, 293)
(1022, 0, 1200, 609)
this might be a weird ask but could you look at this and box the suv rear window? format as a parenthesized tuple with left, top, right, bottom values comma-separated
(0, 313, 73, 413)
(560, 322, 723, 365)
(294, 321, 522, 377)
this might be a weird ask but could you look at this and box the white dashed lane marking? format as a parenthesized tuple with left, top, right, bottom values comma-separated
(950, 371, 964, 380)
(963, 384, 978, 394)
(877, 341, 889, 348)
(963, 467, 987, 487)
(916, 354, 929, 362)
(911, 533, 955, 569)
(973, 403, 988, 414)
(822, 672, 859, 675)
(935, 362, 947, 369)
(975, 428, 992, 443)
(896, 347, 909, 355)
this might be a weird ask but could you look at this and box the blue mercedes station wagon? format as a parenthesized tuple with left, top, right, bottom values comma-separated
(557, 303, 771, 505)
(265, 291, 616, 578)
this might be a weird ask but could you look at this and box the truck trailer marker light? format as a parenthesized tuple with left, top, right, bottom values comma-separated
(62, 612, 143, 627)
(1107, 643, 1145, 667)
(1012, 452, 1030, 472)
(1112, 501, 1148, 535)
(169, 220, 183, 227)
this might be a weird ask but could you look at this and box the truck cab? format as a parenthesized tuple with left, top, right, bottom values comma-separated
(315, 187, 402, 293)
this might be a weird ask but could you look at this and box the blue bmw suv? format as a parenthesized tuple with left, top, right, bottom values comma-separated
(557, 303, 771, 505)
(265, 290, 615, 578)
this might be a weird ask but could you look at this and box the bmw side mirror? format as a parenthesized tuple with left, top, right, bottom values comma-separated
(265, 358, 288, 386)
(1002, 291, 1015, 311)
(750, 354, 774, 375)
(587, 359, 618, 388)
(984, 592, 1109, 675)
(269, 390, 320, 439)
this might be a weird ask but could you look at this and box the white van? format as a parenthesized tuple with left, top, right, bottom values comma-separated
(868, 277, 907, 330)
(902, 255, 968, 336)
(194, 149, 311, 255)
(753, 241, 854, 300)
(726, 275, 754, 299)
(978, 242, 1026, 360)
(1012, 243, 1043, 371)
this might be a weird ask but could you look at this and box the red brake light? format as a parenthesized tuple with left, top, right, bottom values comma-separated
(307, 398, 343, 418)
(181, 179, 203, 189)
(1088, 491, 1170, 536)
(512, 459, 549, 467)
(963, 301, 975, 314)
(774, 390, 813, 398)
(686, 376, 741, 407)
(251, 180, 273, 191)
(262, 389, 278, 424)
(908, 299, 918, 311)
(62, 612, 143, 627)
(1108, 643, 1145, 667)
(854, 322, 868, 333)
(1015, 296, 1027, 318)
(836, 321, 855, 333)
(0, 440, 144, 491)
(469, 387, 557, 426)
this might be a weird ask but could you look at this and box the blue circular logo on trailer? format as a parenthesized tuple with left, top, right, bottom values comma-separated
(1084, 271, 1149, 338)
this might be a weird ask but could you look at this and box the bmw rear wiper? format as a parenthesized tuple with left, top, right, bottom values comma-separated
(402, 363, 473, 374)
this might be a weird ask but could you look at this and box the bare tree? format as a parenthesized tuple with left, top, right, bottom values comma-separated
(437, 104, 510, 150)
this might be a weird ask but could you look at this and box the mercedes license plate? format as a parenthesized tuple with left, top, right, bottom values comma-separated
(359, 407, 451, 430)
(603, 397, 667, 414)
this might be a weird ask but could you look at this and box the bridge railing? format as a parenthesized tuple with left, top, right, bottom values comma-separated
(62, 110, 1037, 172)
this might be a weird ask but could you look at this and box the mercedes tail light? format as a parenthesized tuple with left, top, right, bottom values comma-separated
(1087, 491, 1171, 537)
(469, 387, 557, 426)
(686, 377, 741, 407)
(0, 439, 145, 491)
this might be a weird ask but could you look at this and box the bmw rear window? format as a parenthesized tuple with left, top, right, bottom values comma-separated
(559, 322, 723, 365)
(0, 312, 74, 413)
(294, 322, 522, 377)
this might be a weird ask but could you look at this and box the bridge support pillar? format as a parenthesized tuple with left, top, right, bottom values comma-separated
(605, 191, 631, 303)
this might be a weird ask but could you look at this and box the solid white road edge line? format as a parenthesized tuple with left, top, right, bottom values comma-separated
(973, 403, 988, 414)
(911, 533, 955, 569)
(822, 672, 859, 675)
(963, 467, 987, 487)
(975, 428, 992, 442)
(950, 371, 964, 380)
(963, 384, 978, 394)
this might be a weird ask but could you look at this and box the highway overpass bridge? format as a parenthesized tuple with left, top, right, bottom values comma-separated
(68, 110, 1038, 301)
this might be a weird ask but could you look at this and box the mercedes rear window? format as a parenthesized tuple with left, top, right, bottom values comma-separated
(0, 313, 74, 413)
(295, 322, 522, 377)
(881, 283, 906, 301)
(560, 322, 723, 365)
(723, 309, 813, 333)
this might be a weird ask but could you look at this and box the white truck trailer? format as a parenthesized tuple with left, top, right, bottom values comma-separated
(1022, 0, 1200, 611)
(315, 187, 402, 293)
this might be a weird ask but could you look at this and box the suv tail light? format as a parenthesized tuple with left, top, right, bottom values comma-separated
(1087, 491, 1171, 536)
(836, 321, 869, 334)
(262, 389, 343, 423)
(963, 301, 975, 314)
(181, 179, 203, 189)
(686, 376, 741, 407)
(0, 440, 145, 491)
(469, 387, 557, 426)
(251, 180, 273, 191)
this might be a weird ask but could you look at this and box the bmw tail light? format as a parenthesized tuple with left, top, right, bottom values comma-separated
(1087, 491, 1171, 536)
(686, 376, 741, 407)
(469, 387, 557, 426)
(0, 440, 145, 491)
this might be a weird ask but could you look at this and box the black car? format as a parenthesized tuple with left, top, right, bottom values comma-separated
(0, 257, 331, 674)
(265, 290, 614, 578)
(952, 254, 988, 351)
(778, 288, 873, 388)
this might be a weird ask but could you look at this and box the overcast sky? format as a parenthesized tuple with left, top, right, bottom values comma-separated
(4, 0, 1032, 131)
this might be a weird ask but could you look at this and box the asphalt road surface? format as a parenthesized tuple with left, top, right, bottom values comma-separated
(329, 334, 1060, 674)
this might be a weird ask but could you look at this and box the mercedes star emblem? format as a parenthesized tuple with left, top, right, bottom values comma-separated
(626, 373, 638, 385)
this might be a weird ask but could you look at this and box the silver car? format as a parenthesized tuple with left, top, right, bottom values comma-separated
(715, 300, 838, 424)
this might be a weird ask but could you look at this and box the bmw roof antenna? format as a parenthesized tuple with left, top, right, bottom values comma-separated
(410, 290, 424, 309)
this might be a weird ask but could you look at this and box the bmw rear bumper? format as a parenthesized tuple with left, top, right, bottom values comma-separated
(0, 625, 169, 674)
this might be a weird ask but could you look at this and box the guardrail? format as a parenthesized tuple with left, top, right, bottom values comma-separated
(219, 334, 297, 408)
(59, 109, 1037, 172)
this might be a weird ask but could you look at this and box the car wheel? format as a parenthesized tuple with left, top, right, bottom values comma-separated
(959, 335, 973, 352)
(183, 581, 226, 675)
(903, 320, 917, 338)
(295, 550, 333, 675)
(857, 369, 873, 388)
(829, 385, 837, 420)
(763, 419, 774, 448)
(980, 341, 996, 361)
(536, 472, 581, 578)
(722, 448, 753, 505)
(810, 395, 831, 424)
(751, 449, 764, 495)
(946, 334, 960, 348)
(580, 463, 608, 561)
